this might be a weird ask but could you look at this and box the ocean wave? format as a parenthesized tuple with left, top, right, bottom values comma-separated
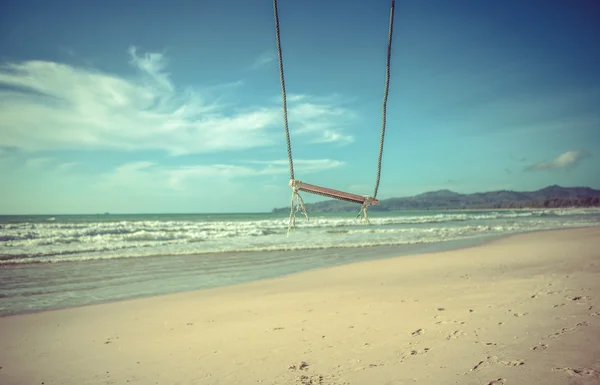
(1, 218, 598, 265)
(3, 208, 597, 234)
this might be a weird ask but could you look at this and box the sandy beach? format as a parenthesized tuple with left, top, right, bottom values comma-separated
(1, 227, 599, 385)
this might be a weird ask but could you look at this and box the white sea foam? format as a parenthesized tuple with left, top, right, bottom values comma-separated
(1, 209, 599, 264)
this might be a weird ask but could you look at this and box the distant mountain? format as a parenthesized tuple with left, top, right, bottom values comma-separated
(272, 185, 600, 213)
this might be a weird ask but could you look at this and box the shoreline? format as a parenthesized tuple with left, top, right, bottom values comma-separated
(1, 227, 599, 384)
(1, 226, 597, 318)
(1, 230, 504, 317)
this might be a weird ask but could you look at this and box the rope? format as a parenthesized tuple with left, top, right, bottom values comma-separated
(288, 182, 308, 236)
(273, 0, 295, 181)
(354, 0, 396, 221)
(357, 197, 374, 224)
(274, 0, 302, 233)
(273, 0, 396, 231)
(372, 0, 396, 200)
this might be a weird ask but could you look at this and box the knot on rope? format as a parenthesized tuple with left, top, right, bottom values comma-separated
(288, 179, 309, 236)
(357, 196, 375, 224)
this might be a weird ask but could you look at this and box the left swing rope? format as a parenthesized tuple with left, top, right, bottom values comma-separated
(272, 0, 309, 236)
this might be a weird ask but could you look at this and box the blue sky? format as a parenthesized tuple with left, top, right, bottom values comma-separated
(1, 0, 599, 214)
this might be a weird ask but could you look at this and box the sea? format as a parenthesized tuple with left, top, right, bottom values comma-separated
(1, 208, 599, 316)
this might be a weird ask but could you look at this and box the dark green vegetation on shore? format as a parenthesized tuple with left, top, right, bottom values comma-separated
(272, 185, 600, 213)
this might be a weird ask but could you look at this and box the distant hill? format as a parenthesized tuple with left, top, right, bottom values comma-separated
(272, 185, 600, 213)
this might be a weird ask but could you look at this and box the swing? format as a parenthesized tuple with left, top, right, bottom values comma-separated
(272, 0, 396, 233)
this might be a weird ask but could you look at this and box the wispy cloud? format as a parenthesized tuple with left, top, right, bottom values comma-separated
(525, 150, 591, 172)
(286, 98, 355, 144)
(245, 159, 344, 174)
(128, 46, 173, 92)
(96, 158, 344, 192)
(249, 51, 276, 70)
(167, 159, 344, 189)
(56, 162, 78, 171)
(94, 161, 164, 193)
(25, 157, 53, 168)
(0, 47, 354, 155)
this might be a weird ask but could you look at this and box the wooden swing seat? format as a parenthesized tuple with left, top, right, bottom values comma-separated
(289, 179, 379, 205)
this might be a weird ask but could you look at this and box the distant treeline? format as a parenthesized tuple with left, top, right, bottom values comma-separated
(469, 196, 600, 209)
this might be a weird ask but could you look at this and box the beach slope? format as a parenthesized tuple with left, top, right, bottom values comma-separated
(1, 228, 600, 385)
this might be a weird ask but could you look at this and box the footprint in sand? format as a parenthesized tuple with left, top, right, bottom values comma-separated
(487, 379, 506, 385)
(548, 321, 589, 339)
(507, 309, 529, 317)
(289, 362, 310, 371)
(288, 362, 341, 385)
(446, 330, 466, 340)
(567, 295, 591, 302)
(470, 360, 486, 372)
(500, 359, 525, 367)
(531, 288, 562, 299)
(398, 347, 430, 362)
(103, 336, 120, 345)
(411, 328, 425, 336)
(469, 356, 524, 372)
(531, 343, 548, 351)
(433, 316, 466, 325)
(552, 367, 600, 379)
(349, 362, 385, 372)
(410, 348, 430, 355)
(296, 373, 325, 385)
